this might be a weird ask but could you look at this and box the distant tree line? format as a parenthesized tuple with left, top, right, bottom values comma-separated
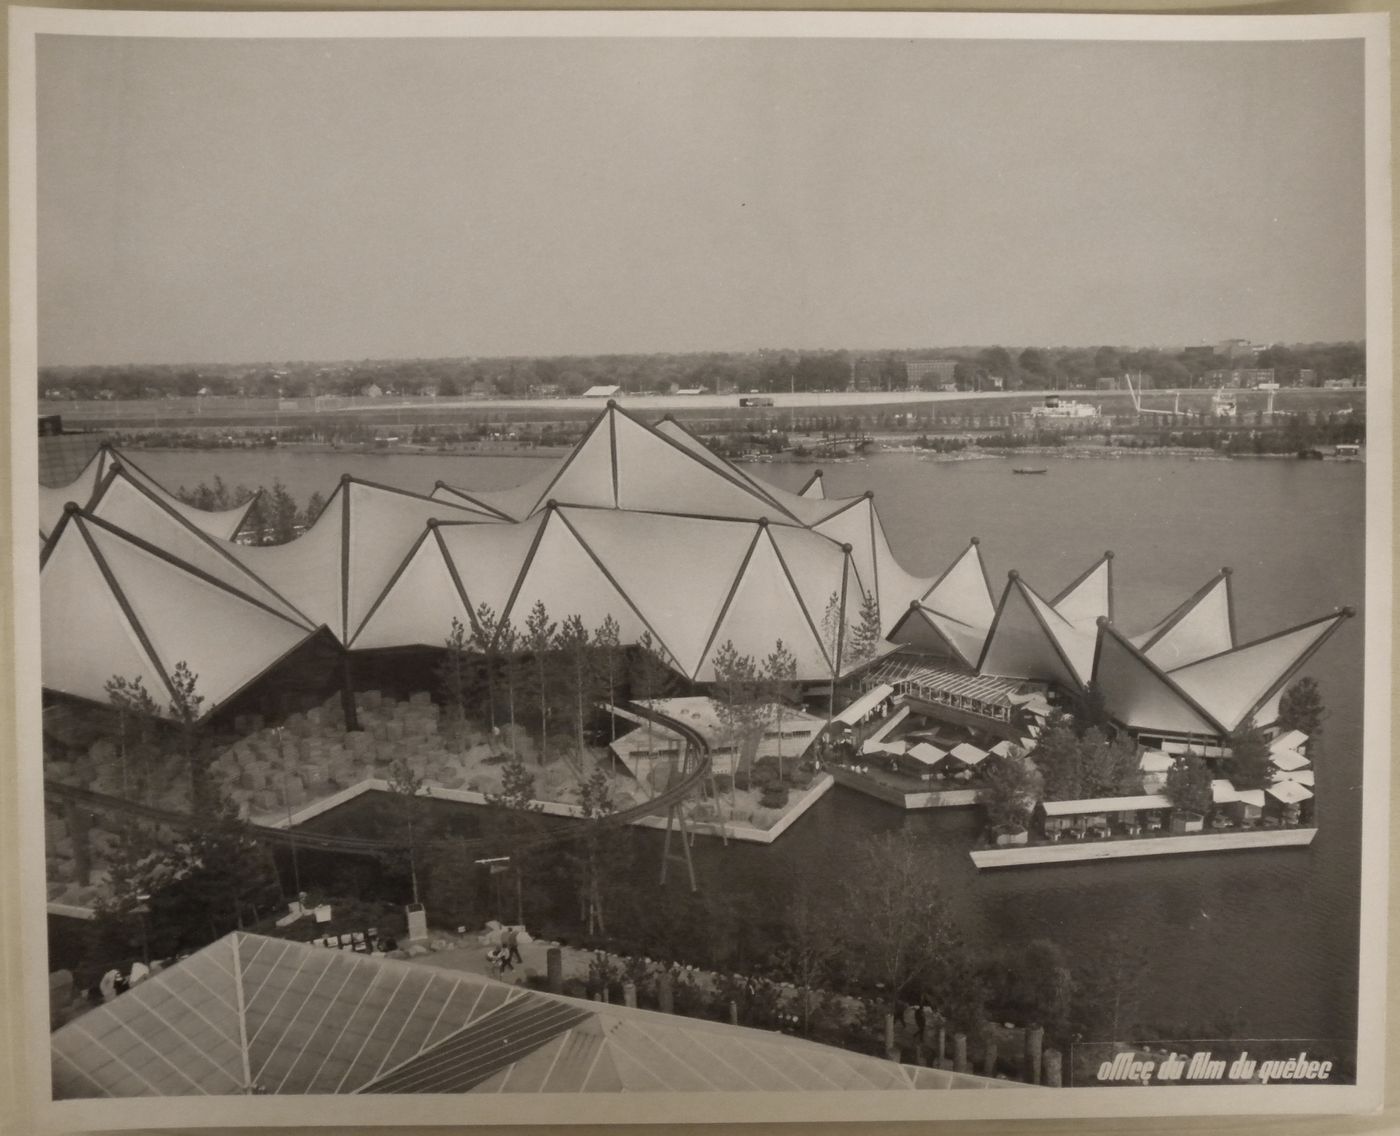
(39, 341, 1365, 401)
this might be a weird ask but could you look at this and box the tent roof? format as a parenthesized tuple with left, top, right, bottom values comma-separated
(1132, 570, 1235, 670)
(41, 510, 319, 719)
(1270, 729, 1309, 754)
(920, 541, 996, 631)
(1267, 780, 1314, 804)
(53, 935, 1019, 1098)
(1052, 553, 1114, 629)
(947, 742, 989, 765)
(978, 575, 1092, 689)
(1269, 748, 1311, 772)
(1271, 768, 1315, 786)
(1167, 612, 1350, 733)
(834, 683, 894, 725)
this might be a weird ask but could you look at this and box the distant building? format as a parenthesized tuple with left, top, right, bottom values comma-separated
(583, 384, 622, 398)
(361, 383, 384, 398)
(1298, 369, 1317, 386)
(906, 359, 959, 389)
(1204, 368, 1274, 389)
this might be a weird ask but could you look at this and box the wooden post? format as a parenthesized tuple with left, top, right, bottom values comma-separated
(622, 980, 637, 1008)
(657, 971, 674, 1015)
(728, 1000, 739, 1026)
(935, 1020, 947, 1066)
(982, 1031, 998, 1077)
(884, 1013, 898, 1061)
(953, 1032, 968, 1074)
(1043, 1048, 1063, 1087)
(1024, 1025, 1044, 1085)
(546, 947, 563, 994)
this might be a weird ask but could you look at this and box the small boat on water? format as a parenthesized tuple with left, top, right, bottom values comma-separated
(1012, 467, 1048, 475)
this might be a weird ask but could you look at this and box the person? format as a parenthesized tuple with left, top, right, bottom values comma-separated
(504, 926, 523, 966)
(113, 970, 130, 997)
(913, 1002, 927, 1039)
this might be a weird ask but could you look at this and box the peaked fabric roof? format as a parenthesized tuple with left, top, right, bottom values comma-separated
(230, 478, 497, 644)
(921, 540, 996, 630)
(798, 470, 826, 499)
(52, 933, 1014, 1099)
(1052, 553, 1114, 629)
(1132, 570, 1236, 669)
(40, 509, 319, 718)
(978, 574, 1094, 689)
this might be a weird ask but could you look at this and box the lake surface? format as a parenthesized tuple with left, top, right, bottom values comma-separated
(135, 446, 1367, 1041)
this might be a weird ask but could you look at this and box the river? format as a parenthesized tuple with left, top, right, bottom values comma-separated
(131, 446, 1367, 1042)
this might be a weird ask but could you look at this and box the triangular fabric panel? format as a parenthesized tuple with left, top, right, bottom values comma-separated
(813, 501, 879, 606)
(39, 449, 107, 538)
(799, 471, 826, 499)
(88, 473, 312, 628)
(435, 461, 561, 523)
(232, 492, 347, 636)
(1092, 627, 1223, 735)
(922, 543, 996, 630)
(1054, 556, 1112, 630)
(611, 412, 785, 522)
(923, 607, 988, 669)
(110, 452, 256, 542)
(84, 524, 312, 711)
(868, 506, 936, 631)
(530, 417, 620, 511)
(650, 418, 778, 499)
(978, 579, 1080, 689)
(701, 532, 831, 681)
(766, 525, 863, 637)
(889, 605, 979, 669)
(351, 534, 471, 650)
(41, 521, 170, 706)
(564, 509, 757, 674)
(1142, 575, 1234, 670)
(505, 513, 651, 641)
(344, 483, 486, 640)
(436, 513, 548, 625)
(1168, 616, 1344, 733)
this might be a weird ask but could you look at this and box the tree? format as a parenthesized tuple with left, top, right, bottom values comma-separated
(484, 751, 545, 924)
(265, 480, 300, 545)
(1079, 728, 1142, 798)
(524, 601, 558, 764)
(1164, 754, 1212, 816)
(167, 662, 208, 813)
(772, 877, 840, 1037)
(471, 604, 501, 732)
(384, 757, 433, 905)
(979, 752, 1042, 831)
(1030, 715, 1086, 801)
(104, 674, 160, 799)
(557, 614, 601, 763)
(300, 490, 327, 530)
(593, 615, 623, 744)
(838, 829, 958, 1018)
(761, 640, 799, 781)
(849, 591, 883, 669)
(497, 615, 521, 757)
(436, 617, 471, 751)
(711, 640, 765, 802)
(820, 590, 845, 720)
(1225, 723, 1272, 791)
(1277, 676, 1326, 737)
(571, 766, 629, 936)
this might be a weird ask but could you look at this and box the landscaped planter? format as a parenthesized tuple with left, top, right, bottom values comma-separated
(992, 824, 1029, 847)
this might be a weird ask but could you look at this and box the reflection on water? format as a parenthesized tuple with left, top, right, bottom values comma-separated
(138, 447, 1366, 1040)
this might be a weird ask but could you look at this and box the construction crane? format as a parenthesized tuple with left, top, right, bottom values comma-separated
(1124, 373, 1188, 418)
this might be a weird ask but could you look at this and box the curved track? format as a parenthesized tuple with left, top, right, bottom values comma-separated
(45, 700, 711, 860)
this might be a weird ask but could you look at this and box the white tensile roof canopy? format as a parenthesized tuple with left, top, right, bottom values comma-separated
(39, 406, 1351, 729)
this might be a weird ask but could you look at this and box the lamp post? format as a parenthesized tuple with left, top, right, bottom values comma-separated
(135, 893, 151, 966)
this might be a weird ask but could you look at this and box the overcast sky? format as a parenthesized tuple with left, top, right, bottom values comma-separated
(36, 34, 1366, 367)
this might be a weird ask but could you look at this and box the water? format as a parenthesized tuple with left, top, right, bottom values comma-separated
(134, 446, 1366, 1040)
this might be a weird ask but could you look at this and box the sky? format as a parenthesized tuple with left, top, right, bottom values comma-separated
(36, 33, 1367, 367)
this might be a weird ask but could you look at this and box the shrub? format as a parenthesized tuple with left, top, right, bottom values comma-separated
(760, 784, 790, 809)
(711, 773, 732, 796)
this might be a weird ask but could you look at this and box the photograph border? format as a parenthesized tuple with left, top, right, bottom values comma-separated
(5, 5, 1393, 1130)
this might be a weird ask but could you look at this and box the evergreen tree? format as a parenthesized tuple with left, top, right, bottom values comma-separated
(300, 489, 328, 530)
(629, 631, 676, 759)
(761, 639, 799, 780)
(1277, 676, 1327, 737)
(436, 617, 470, 751)
(1225, 723, 1273, 791)
(167, 662, 208, 813)
(711, 640, 764, 801)
(497, 615, 521, 757)
(820, 590, 845, 719)
(1079, 727, 1142, 797)
(524, 601, 558, 764)
(471, 603, 501, 732)
(979, 751, 1042, 831)
(104, 674, 161, 800)
(1164, 754, 1212, 816)
(849, 590, 883, 668)
(572, 766, 628, 936)
(593, 615, 622, 744)
(265, 479, 300, 545)
(1030, 714, 1086, 801)
(484, 751, 545, 924)
(383, 757, 433, 905)
(556, 614, 599, 764)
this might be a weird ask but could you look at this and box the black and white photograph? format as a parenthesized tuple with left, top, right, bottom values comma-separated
(6, 7, 1391, 1127)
